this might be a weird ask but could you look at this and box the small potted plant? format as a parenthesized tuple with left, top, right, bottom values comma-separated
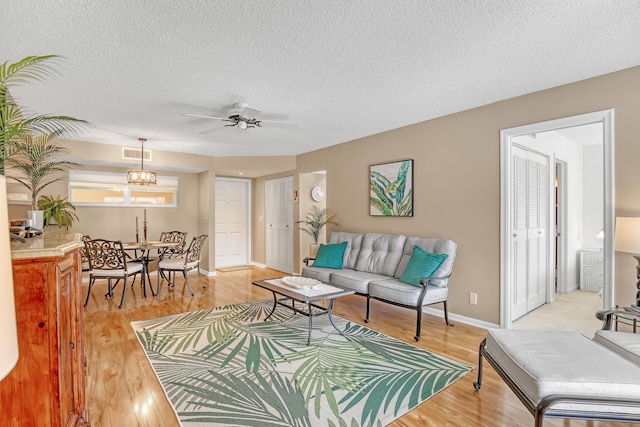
(37, 195, 79, 229)
(296, 206, 338, 257)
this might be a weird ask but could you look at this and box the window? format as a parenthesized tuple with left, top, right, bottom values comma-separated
(69, 170, 178, 207)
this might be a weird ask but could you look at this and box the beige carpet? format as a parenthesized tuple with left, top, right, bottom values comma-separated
(512, 290, 603, 337)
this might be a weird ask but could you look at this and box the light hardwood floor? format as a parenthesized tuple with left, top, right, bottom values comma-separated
(82, 267, 627, 426)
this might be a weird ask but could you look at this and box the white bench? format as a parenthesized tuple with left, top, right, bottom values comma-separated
(473, 328, 640, 426)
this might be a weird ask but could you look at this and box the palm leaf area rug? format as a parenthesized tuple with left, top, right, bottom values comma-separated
(131, 299, 471, 427)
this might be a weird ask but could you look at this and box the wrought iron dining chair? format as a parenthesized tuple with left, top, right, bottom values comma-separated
(155, 230, 188, 284)
(157, 234, 208, 296)
(83, 238, 145, 309)
(158, 231, 188, 258)
(81, 234, 91, 272)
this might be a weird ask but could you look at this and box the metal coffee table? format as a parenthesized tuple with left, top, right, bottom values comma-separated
(252, 278, 355, 345)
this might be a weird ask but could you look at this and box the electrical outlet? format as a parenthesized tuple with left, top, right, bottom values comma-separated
(470, 292, 478, 305)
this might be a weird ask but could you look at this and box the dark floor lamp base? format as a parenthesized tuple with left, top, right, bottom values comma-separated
(633, 255, 640, 306)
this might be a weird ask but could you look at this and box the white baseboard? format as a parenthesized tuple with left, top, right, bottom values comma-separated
(422, 306, 499, 330)
(251, 262, 266, 268)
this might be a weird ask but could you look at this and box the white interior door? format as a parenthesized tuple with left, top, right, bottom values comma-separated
(215, 178, 250, 268)
(511, 146, 549, 320)
(266, 176, 293, 273)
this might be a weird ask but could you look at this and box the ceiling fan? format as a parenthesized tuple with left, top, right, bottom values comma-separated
(184, 103, 299, 131)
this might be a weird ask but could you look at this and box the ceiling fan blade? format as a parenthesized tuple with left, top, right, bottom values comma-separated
(259, 119, 302, 129)
(183, 113, 228, 121)
(228, 103, 262, 117)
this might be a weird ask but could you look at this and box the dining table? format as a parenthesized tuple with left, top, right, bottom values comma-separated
(122, 240, 181, 295)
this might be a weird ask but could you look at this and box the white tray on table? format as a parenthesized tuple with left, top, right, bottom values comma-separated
(281, 276, 322, 289)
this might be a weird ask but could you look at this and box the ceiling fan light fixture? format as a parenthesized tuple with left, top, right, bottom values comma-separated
(238, 120, 247, 130)
(127, 138, 157, 185)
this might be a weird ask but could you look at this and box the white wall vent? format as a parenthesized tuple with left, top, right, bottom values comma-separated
(122, 147, 152, 161)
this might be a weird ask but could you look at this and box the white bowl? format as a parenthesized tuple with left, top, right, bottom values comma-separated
(281, 276, 322, 289)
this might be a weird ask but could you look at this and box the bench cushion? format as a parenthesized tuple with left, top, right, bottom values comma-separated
(594, 330, 640, 367)
(485, 329, 640, 414)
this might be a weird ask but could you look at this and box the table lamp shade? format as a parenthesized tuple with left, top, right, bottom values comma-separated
(0, 175, 19, 380)
(614, 217, 640, 254)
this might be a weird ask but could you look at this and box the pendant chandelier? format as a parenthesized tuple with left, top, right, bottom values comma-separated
(127, 137, 157, 185)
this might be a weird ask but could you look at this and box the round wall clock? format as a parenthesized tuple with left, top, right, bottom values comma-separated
(311, 185, 325, 202)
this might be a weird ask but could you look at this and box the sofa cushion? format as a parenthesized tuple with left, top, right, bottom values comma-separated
(329, 232, 363, 269)
(485, 329, 640, 414)
(301, 266, 334, 283)
(594, 330, 640, 367)
(398, 246, 448, 287)
(369, 279, 448, 306)
(311, 242, 347, 269)
(355, 233, 406, 276)
(395, 237, 457, 288)
(329, 269, 391, 294)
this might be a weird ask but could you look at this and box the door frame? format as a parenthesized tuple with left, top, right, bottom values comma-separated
(500, 109, 614, 329)
(555, 159, 568, 295)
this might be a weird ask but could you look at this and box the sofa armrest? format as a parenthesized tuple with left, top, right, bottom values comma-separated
(419, 273, 452, 288)
(303, 257, 316, 266)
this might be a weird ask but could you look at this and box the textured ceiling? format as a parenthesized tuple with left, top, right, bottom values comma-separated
(4, 0, 640, 163)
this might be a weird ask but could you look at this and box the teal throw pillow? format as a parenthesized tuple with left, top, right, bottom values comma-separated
(311, 242, 347, 269)
(399, 246, 448, 287)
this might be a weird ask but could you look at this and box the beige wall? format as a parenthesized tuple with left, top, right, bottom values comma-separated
(297, 65, 640, 324)
(8, 66, 640, 324)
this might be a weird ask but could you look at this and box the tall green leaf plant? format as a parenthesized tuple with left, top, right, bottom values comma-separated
(0, 55, 89, 175)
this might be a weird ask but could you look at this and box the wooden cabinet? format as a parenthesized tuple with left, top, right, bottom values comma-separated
(580, 249, 604, 292)
(2, 234, 89, 426)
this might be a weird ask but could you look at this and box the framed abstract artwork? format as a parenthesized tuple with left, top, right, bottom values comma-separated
(369, 159, 413, 216)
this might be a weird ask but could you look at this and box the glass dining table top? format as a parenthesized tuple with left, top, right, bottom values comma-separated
(122, 241, 179, 250)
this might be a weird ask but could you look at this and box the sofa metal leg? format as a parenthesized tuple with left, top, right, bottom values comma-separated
(443, 301, 454, 326)
(364, 295, 371, 323)
(414, 306, 422, 341)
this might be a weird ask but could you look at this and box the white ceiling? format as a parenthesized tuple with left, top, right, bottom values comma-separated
(4, 1, 640, 161)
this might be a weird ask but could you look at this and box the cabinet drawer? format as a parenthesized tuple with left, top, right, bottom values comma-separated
(583, 266, 604, 279)
(582, 252, 603, 266)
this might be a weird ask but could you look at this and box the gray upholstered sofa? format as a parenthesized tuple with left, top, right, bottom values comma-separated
(301, 231, 457, 341)
(474, 310, 640, 426)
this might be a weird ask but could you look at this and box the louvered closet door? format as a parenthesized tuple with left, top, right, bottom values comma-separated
(265, 176, 294, 273)
(511, 146, 549, 320)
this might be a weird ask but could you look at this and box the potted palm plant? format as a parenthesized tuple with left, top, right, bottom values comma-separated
(6, 131, 77, 229)
(37, 195, 79, 229)
(296, 206, 338, 257)
(1, 55, 89, 230)
(0, 55, 88, 175)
